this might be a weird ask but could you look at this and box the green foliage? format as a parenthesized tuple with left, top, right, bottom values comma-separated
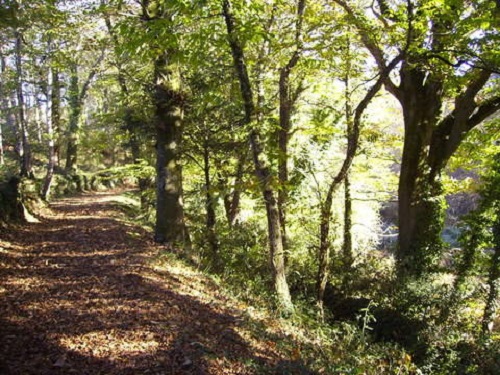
(97, 160, 155, 181)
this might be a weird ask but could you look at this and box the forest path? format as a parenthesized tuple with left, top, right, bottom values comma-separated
(0, 191, 290, 374)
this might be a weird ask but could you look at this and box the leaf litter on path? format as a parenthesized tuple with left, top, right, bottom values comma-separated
(0, 191, 311, 374)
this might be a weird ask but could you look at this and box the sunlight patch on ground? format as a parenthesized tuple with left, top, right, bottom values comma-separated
(58, 330, 160, 357)
(34, 249, 125, 258)
(3, 275, 47, 288)
(148, 263, 210, 301)
(55, 191, 139, 207)
(0, 241, 26, 253)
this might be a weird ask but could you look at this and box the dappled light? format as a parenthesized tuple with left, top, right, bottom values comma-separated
(0, 191, 302, 374)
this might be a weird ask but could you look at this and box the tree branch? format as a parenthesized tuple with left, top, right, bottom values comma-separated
(325, 52, 403, 201)
(78, 47, 106, 104)
(429, 70, 497, 172)
(333, 0, 401, 99)
(468, 96, 500, 129)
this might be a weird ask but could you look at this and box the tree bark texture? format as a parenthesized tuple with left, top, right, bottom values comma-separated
(65, 64, 80, 172)
(15, 31, 32, 178)
(64, 50, 103, 172)
(203, 138, 221, 271)
(482, 210, 500, 334)
(223, 0, 293, 313)
(396, 64, 445, 278)
(220, 148, 247, 227)
(0, 55, 5, 166)
(42, 67, 60, 199)
(396, 67, 497, 279)
(228, 150, 246, 226)
(153, 54, 187, 246)
(136, 1, 189, 248)
(342, 174, 353, 294)
(277, 0, 306, 259)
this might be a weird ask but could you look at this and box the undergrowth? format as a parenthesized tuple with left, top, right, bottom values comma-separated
(115, 188, 498, 375)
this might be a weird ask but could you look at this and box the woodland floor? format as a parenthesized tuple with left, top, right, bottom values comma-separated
(0, 190, 309, 375)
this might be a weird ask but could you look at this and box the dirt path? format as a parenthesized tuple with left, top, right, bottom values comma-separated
(0, 191, 294, 374)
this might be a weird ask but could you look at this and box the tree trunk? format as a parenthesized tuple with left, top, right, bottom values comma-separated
(397, 68, 498, 279)
(223, 0, 293, 313)
(15, 31, 32, 178)
(64, 50, 103, 172)
(227, 149, 246, 226)
(482, 211, 500, 334)
(217, 147, 246, 227)
(42, 67, 60, 200)
(35, 101, 43, 143)
(0, 53, 5, 166)
(396, 65, 445, 279)
(0, 119, 3, 166)
(203, 138, 220, 271)
(138, 1, 189, 249)
(65, 63, 81, 172)
(277, 0, 305, 260)
(342, 174, 353, 294)
(317, 185, 335, 305)
(153, 54, 187, 246)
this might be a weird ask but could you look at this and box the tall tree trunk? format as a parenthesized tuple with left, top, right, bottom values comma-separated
(0, 53, 5, 166)
(203, 137, 220, 271)
(396, 65, 445, 279)
(223, 0, 293, 313)
(42, 67, 60, 199)
(0, 118, 3, 166)
(35, 101, 43, 143)
(218, 146, 246, 227)
(65, 63, 81, 172)
(341, 66, 354, 294)
(396, 68, 496, 279)
(65, 50, 103, 172)
(342, 174, 353, 294)
(15, 31, 32, 178)
(277, 72, 291, 257)
(227, 150, 246, 226)
(138, 1, 189, 248)
(482, 209, 500, 334)
(317, 185, 335, 306)
(153, 54, 187, 246)
(277, 0, 306, 259)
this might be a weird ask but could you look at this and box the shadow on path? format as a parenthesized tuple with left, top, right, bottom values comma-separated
(0, 192, 312, 374)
